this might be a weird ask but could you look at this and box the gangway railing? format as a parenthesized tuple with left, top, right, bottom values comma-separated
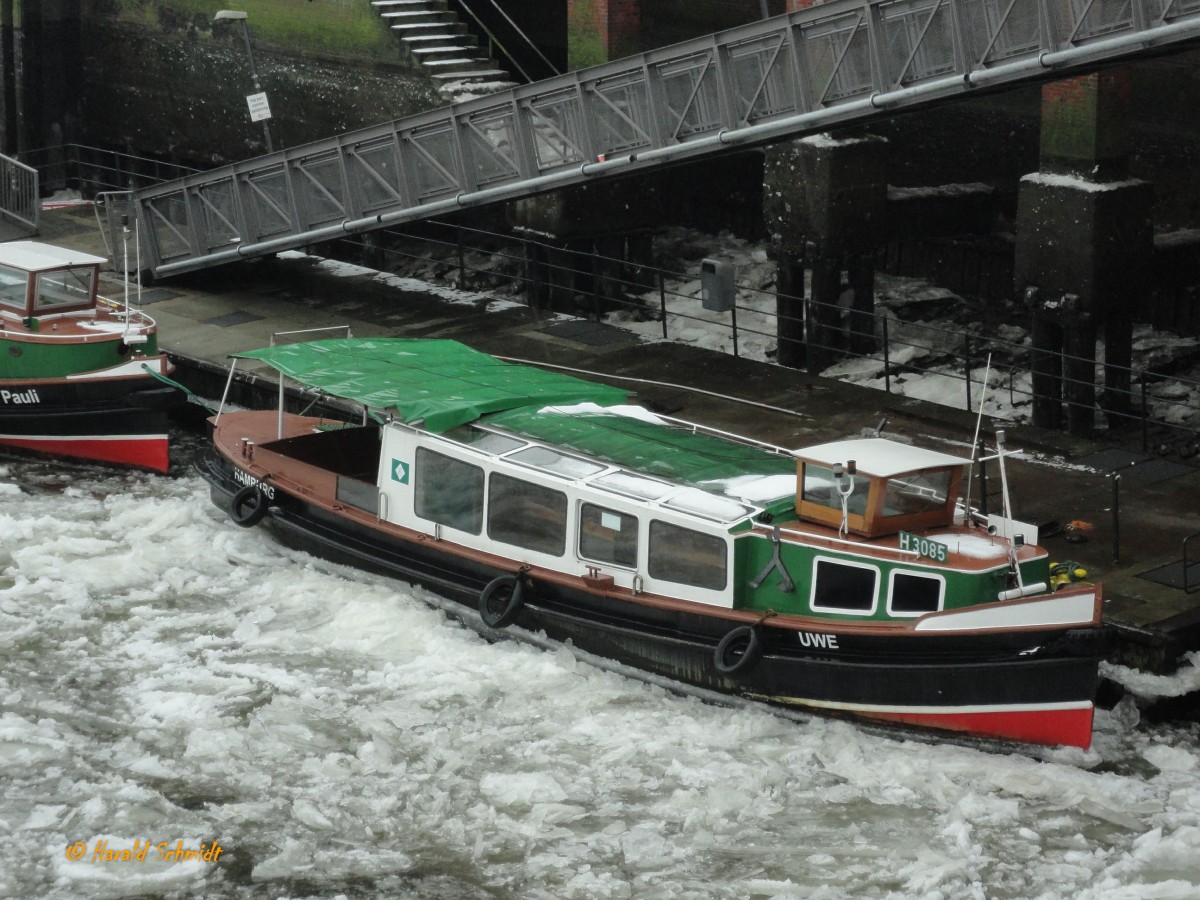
(0, 152, 39, 236)
(128, 0, 1200, 279)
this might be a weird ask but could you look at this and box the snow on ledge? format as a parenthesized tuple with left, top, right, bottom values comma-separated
(1020, 172, 1146, 192)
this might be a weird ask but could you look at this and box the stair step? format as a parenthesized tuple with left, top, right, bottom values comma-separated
(431, 69, 511, 80)
(421, 57, 491, 68)
(410, 45, 477, 55)
(381, 11, 451, 19)
(391, 22, 465, 32)
(401, 34, 474, 44)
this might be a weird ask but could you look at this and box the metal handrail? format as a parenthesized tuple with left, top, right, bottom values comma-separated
(0, 152, 39, 233)
(453, 0, 559, 80)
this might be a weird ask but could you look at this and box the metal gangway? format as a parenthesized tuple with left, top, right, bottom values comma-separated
(124, 0, 1200, 279)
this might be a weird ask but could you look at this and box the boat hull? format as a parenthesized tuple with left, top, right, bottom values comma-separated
(198, 448, 1105, 749)
(0, 375, 177, 472)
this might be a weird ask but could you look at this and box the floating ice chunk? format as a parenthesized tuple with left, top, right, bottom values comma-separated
(479, 771, 567, 807)
(1143, 743, 1198, 774)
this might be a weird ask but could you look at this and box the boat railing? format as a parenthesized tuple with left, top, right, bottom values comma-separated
(270, 325, 353, 347)
(776, 523, 921, 563)
(96, 293, 155, 323)
(648, 412, 798, 460)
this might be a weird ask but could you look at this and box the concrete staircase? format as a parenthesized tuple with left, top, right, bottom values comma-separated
(372, 0, 518, 97)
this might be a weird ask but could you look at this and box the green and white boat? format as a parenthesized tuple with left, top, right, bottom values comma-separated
(197, 338, 1107, 748)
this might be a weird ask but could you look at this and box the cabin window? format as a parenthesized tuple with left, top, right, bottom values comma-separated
(579, 503, 639, 568)
(0, 266, 25, 311)
(592, 470, 673, 501)
(414, 448, 484, 534)
(802, 464, 871, 516)
(648, 520, 727, 591)
(888, 571, 944, 616)
(883, 470, 953, 517)
(445, 426, 524, 456)
(811, 557, 878, 614)
(663, 488, 752, 524)
(33, 267, 94, 312)
(488, 473, 567, 556)
(509, 445, 605, 480)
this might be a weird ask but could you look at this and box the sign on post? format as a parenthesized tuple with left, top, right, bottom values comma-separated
(246, 92, 273, 122)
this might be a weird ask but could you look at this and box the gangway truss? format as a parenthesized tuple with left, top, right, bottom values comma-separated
(124, 0, 1200, 278)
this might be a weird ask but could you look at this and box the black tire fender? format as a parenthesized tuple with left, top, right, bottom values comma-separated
(229, 485, 269, 528)
(479, 574, 526, 629)
(714, 625, 763, 676)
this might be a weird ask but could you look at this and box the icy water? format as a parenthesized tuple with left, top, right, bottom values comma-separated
(3, 448, 1200, 899)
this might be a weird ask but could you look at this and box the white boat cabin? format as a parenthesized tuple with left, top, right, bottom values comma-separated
(0, 242, 107, 326)
(374, 418, 755, 608)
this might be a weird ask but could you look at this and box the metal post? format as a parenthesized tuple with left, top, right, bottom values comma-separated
(1141, 378, 1149, 454)
(659, 272, 668, 340)
(238, 18, 274, 153)
(216, 11, 275, 154)
(882, 315, 891, 393)
(964, 333, 972, 412)
(457, 226, 465, 286)
(977, 449, 989, 518)
(1112, 474, 1121, 565)
(731, 301, 739, 357)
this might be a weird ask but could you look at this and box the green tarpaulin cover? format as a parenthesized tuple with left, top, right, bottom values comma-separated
(234, 338, 628, 433)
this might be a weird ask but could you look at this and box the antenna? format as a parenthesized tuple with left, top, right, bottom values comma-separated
(962, 353, 992, 527)
(121, 214, 130, 320)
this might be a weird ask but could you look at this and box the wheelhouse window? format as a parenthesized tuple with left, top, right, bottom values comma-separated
(415, 448, 484, 534)
(488, 473, 567, 556)
(579, 503, 639, 568)
(888, 571, 944, 616)
(648, 520, 727, 591)
(811, 558, 878, 614)
(883, 470, 953, 518)
(33, 267, 94, 313)
(801, 463, 871, 516)
(0, 266, 26, 312)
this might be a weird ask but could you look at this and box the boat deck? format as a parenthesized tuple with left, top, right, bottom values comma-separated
(32, 203, 1200, 675)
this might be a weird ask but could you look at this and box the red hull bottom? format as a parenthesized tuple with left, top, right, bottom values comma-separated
(863, 704, 1095, 749)
(0, 435, 170, 473)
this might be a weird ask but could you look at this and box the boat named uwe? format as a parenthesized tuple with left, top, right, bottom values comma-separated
(0, 241, 180, 471)
(198, 338, 1107, 749)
